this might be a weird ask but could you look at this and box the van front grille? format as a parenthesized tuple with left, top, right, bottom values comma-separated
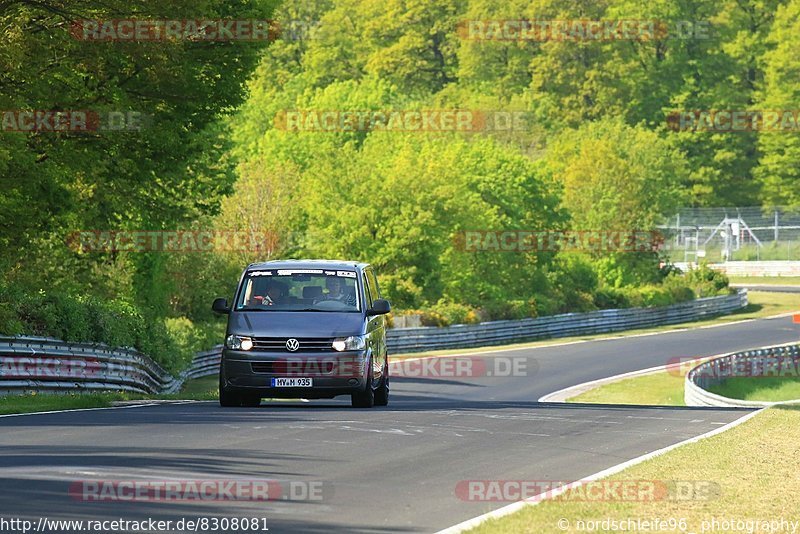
(251, 337, 336, 352)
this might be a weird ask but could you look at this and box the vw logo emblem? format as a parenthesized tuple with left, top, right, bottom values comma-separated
(286, 338, 300, 352)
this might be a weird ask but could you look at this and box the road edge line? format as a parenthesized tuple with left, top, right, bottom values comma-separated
(0, 402, 162, 418)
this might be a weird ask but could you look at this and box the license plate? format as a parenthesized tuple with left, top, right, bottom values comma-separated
(271, 377, 313, 387)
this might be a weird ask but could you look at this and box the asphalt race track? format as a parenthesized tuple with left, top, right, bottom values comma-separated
(0, 314, 797, 533)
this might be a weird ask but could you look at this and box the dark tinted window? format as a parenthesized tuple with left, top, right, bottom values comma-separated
(362, 272, 373, 307)
(366, 268, 380, 301)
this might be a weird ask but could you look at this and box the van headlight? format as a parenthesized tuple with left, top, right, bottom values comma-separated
(226, 335, 253, 351)
(332, 335, 366, 352)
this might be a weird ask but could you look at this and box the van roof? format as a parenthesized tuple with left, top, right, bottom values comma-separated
(246, 259, 368, 272)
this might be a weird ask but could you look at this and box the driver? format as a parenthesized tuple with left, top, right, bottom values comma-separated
(254, 281, 286, 306)
(316, 276, 356, 306)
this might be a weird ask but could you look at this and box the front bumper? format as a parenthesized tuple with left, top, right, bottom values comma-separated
(221, 349, 369, 398)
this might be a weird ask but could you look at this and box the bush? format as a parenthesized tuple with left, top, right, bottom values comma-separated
(532, 294, 559, 317)
(53, 294, 92, 343)
(635, 285, 673, 307)
(682, 261, 730, 297)
(86, 299, 142, 350)
(380, 275, 425, 310)
(591, 253, 663, 288)
(0, 284, 216, 375)
(164, 317, 225, 372)
(593, 287, 630, 309)
(418, 310, 448, 327)
(661, 273, 696, 303)
(429, 301, 479, 326)
(478, 299, 536, 321)
(392, 309, 449, 327)
(549, 253, 598, 293)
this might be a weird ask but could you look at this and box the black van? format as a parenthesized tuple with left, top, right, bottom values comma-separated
(212, 260, 391, 408)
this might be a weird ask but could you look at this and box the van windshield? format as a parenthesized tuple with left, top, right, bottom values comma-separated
(235, 269, 361, 312)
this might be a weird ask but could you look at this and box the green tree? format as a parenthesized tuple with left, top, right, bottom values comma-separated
(755, 0, 800, 208)
(0, 0, 278, 313)
(541, 118, 688, 285)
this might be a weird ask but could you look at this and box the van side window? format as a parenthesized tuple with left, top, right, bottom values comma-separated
(362, 272, 373, 308)
(366, 268, 380, 300)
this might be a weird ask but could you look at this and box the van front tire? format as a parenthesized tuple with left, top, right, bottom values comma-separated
(374, 361, 389, 406)
(219, 373, 242, 407)
(351, 360, 375, 408)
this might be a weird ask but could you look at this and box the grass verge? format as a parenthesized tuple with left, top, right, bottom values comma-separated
(0, 374, 317, 415)
(707, 377, 800, 402)
(728, 276, 800, 286)
(466, 407, 800, 534)
(567, 371, 685, 406)
(0, 379, 219, 416)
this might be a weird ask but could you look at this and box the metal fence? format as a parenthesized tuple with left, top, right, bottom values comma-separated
(661, 207, 800, 262)
(685, 342, 800, 407)
(0, 291, 747, 395)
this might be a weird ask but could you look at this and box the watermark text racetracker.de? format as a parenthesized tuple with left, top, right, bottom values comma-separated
(456, 230, 664, 253)
(1, 110, 145, 132)
(457, 19, 711, 41)
(456, 479, 720, 502)
(0, 356, 101, 380)
(274, 109, 529, 132)
(69, 479, 327, 502)
(70, 19, 321, 41)
(667, 110, 800, 132)
(666, 354, 800, 379)
(68, 230, 281, 253)
(243, 356, 534, 379)
(392, 356, 532, 378)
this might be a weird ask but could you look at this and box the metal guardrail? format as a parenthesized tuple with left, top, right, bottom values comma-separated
(0, 337, 221, 396)
(387, 291, 748, 353)
(0, 291, 747, 396)
(684, 342, 800, 407)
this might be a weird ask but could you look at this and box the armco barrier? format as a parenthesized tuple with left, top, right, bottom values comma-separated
(684, 342, 800, 407)
(0, 337, 220, 396)
(0, 291, 747, 396)
(387, 290, 748, 353)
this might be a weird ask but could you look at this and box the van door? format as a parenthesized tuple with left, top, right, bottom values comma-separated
(364, 267, 386, 377)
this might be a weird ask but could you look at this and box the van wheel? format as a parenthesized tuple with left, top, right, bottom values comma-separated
(219, 373, 242, 407)
(351, 359, 375, 408)
(374, 360, 389, 407)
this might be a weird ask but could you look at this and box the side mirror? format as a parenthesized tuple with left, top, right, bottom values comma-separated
(367, 299, 391, 316)
(212, 297, 231, 314)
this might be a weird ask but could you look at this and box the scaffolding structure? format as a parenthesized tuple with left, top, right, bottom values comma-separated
(659, 207, 800, 262)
